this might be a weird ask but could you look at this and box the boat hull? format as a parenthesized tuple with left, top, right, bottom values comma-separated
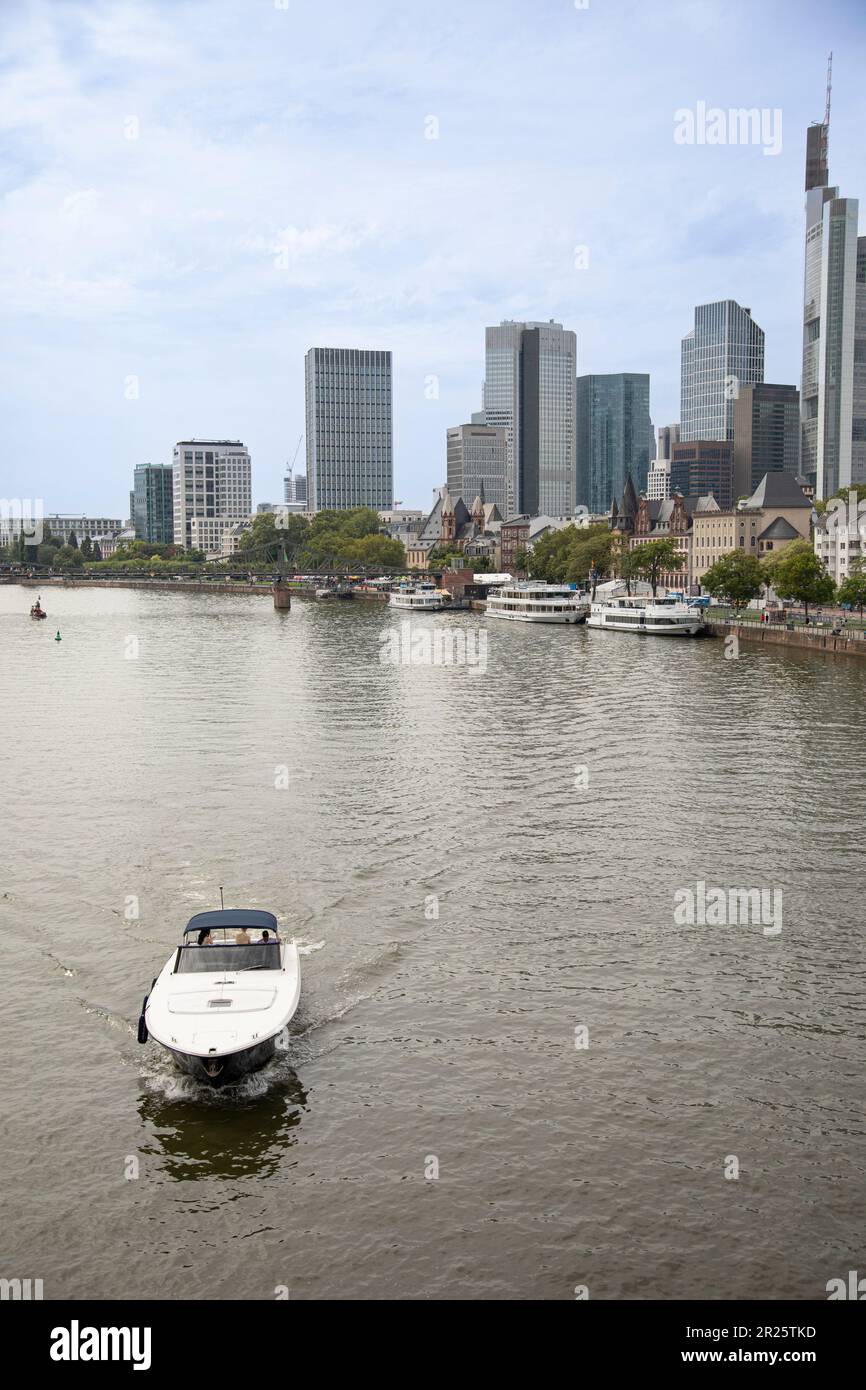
(487, 609, 586, 625)
(587, 616, 703, 635)
(165, 1036, 278, 1087)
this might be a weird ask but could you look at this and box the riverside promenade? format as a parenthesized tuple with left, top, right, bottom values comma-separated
(706, 615, 866, 659)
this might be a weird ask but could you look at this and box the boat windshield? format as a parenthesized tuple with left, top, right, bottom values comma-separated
(175, 941, 281, 974)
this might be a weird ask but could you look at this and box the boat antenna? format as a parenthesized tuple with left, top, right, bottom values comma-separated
(219, 885, 224, 909)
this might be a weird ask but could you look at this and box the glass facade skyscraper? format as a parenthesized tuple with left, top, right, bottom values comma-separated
(482, 320, 576, 516)
(576, 373, 652, 513)
(681, 301, 765, 443)
(305, 347, 393, 512)
(133, 464, 174, 544)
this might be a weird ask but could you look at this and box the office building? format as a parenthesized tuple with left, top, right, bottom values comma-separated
(446, 424, 508, 514)
(800, 77, 865, 496)
(670, 440, 734, 509)
(645, 457, 671, 501)
(731, 384, 801, 500)
(681, 301, 764, 443)
(133, 464, 174, 545)
(483, 319, 577, 516)
(172, 440, 251, 552)
(658, 424, 680, 460)
(305, 348, 393, 511)
(576, 373, 653, 513)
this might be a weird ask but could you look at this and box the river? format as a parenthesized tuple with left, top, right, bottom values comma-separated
(1, 584, 864, 1300)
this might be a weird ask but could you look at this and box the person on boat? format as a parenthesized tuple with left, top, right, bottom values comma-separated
(234, 926, 250, 945)
(261, 930, 271, 944)
(197, 928, 214, 946)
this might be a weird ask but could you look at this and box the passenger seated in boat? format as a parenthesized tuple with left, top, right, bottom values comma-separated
(261, 930, 271, 943)
(196, 928, 214, 946)
(234, 926, 251, 944)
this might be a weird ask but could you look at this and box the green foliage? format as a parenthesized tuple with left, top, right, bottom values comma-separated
(629, 538, 685, 596)
(764, 540, 835, 616)
(296, 508, 403, 571)
(701, 550, 764, 610)
(527, 524, 613, 590)
(837, 572, 866, 616)
(54, 544, 83, 568)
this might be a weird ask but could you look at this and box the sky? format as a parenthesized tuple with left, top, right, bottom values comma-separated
(1, 0, 865, 516)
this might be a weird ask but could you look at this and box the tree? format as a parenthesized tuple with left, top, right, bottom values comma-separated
(68, 530, 78, 550)
(837, 572, 866, 618)
(37, 544, 57, 566)
(55, 544, 83, 568)
(512, 547, 531, 576)
(80, 535, 93, 560)
(92, 541, 103, 561)
(766, 540, 835, 619)
(701, 550, 764, 612)
(630, 538, 685, 597)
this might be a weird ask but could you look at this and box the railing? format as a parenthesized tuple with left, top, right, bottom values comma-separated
(707, 616, 866, 641)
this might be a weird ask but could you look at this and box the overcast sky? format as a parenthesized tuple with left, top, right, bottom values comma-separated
(1, 0, 864, 515)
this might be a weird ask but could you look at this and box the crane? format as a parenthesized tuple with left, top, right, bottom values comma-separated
(285, 433, 303, 500)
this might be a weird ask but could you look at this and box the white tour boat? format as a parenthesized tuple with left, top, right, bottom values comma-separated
(587, 592, 705, 636)
(485, 582, 589, 625)
(389, 582, 446, 611)
(138, 909, 301, 1086)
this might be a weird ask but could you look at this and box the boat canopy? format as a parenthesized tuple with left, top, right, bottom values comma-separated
(183, 909, 279, 936)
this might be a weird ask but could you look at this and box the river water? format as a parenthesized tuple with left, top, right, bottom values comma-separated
(1, 583, 864, 1301)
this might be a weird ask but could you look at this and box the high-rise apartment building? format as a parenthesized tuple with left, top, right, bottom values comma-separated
(172, 440, 251, 552)
(446, 424, 507, 512)
(800, 76, 864, 497)
(133, 464, 174, 545)
(576, 373, 653, 513)
(483, 320, 576, 516)
(732, 384, 801, 500)
(304, 348, 393, 512)
(681, 301, 764, 443)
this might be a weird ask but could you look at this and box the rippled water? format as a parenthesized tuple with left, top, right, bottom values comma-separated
(1, 583, 864, 1300)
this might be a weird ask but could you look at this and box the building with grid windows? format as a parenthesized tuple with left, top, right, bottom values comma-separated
(446, 424, 507, 514)
(133, 464, 174, 544)
(681, 301, 764, 444)
(172, 441, 251, 552)
(731, 384, 801, 500)
(576, 373, 653, 513)
(800, 96, 864, 497)
(482, 320, 576, 517)
(304, 348, 393, 512)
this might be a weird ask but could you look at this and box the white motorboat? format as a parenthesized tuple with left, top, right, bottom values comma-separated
(587, 592, 705, 635)
(138, 910, 301, 1086)
(389, 581, 446, 611)
(485, 582, 589, 625)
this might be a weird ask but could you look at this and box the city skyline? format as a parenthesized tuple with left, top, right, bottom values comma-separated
(1, 0, 865, 515)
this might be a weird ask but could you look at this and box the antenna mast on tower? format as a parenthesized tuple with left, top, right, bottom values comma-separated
(823, 51, 833, 170)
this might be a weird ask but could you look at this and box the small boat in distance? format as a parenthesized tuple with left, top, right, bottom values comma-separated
(30, 597, 47, 619)
(587, 592, 705, 636)
(139, 909, 301, 1086)
(485, 582, 589, 625)
(389, 581, 446, 611)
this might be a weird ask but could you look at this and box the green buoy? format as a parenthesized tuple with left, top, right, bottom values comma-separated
(55, 630, 62, 642)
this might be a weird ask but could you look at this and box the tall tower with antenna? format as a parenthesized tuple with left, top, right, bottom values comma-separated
(800, 55, 862, 497)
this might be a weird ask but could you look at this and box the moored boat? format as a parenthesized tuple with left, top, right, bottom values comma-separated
(587, 592, 705, 635)
(389, 581, 446, 611)
(139, 909, 301, 1086)
(485, 582, 589, 625)
(30, 597, 47, 619)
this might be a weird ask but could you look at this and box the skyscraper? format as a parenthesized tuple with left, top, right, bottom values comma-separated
(732, 384, 801, 499)
(576, 373, 653, 513)
(483, 319, 576, 516)
(133, 464, 174, 544)
(304, 347, 393, 512)
(446, 424, 507, 513)
(681, 301, 765, 443)
(800, 73, 863, 496)
(172, 440, 251, 552)
(670, 440, 734, 509)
